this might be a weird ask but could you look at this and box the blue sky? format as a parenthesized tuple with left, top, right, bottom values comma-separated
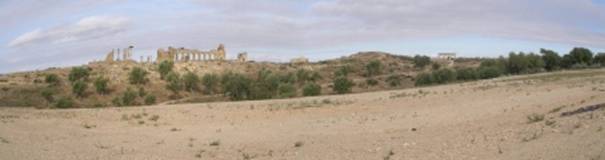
(1, 0, 604, 73)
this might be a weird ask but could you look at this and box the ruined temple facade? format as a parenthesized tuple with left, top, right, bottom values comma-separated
(156, 44, 226, 62)
(105, 46, 134, 62)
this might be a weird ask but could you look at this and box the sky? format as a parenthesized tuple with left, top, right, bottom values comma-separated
(1, 0, 605, 73)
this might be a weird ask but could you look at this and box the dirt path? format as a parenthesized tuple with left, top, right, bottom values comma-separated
(1, 69, 605, 160)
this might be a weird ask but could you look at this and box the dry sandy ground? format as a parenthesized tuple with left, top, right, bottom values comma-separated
(2, 69, 605, 160)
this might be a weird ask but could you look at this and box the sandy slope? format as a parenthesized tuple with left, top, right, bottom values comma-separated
(1, 69, 605, 160)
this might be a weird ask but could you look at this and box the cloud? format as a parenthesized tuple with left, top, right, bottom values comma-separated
(8, 16, 130, 47)
(310, 0, 605, 47)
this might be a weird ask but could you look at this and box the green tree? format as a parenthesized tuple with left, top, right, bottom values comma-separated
(541, 48, 562, 71)
(221, 72, 252, 100)
(72, 80, 87, 97)
(158, 60, 174, 80)
(129, 67, 148, 85)
(334, 65, 352, 77)
(165, 72, 182, 94)
(365, 60, 382, 77)
(93, 76, 110, 95)
(45, 74, 61, 87)
(568, 47, 594, 65)
(333, 77, 354, 94)
(302, 83, 321, 96)
(413, 55, 431, 68)
(202, 73, 220, 94)
(478, 66, 502, 79)
(593, 53, 605, 66)
(506, 52, 530, 74)
(183, 72, 200, 92)
(68, 67, 90, 82)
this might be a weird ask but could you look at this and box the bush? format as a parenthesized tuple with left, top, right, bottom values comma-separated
(72, 80, 87, 97)
(386, 75, 402, 87)
(221, 72, 252, 100)
(334, 65, 352, 77)
(413, 55, 431, 68)
(138, 87, 146, 97)
(129, 67, 148, 85)
(41, 88, 55, 103)
(202, 73, 220, 94)
(455, 68, 478, 81)
(432, 69, 457, 84)
(183, 72, 200, 92)
(93, 76, 109, 95)
(121, 88, 138, 106)
(333, 77, 354, 94)
(302, 83, 321, 96)
(431, 63, 441, 70)
(45, 74, 61, 86)
(415, 73, 434, 86)
(366, 78, 379, 86)
(277, 83, 296, 98)
(158, 60, 174, 80)
(55, 97, 74, 109)
(478, 66, 502, 79)
(144, 95, 156, 105)
(111, 97, 122, 107)
(165, 72, 182, 94)
(68, 67, 90, 82)
(365, 60, 382, 77)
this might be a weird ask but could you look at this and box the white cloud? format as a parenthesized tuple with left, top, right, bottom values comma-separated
(8, 16, 130, 47)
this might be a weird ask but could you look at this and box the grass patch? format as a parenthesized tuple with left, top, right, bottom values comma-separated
(527, 113, 545, 123)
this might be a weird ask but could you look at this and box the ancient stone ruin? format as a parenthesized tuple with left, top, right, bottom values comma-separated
(237, 52, 248, 62)
(105, 46, 135, 62)
(156, 44, 226, 62)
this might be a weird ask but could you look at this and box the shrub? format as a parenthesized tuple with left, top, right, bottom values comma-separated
(413, 55, 431, 68)
(121, 88, 138, 106)
(138, 87, 146, 97)
(183, 72, 200, 92)
(111, 97, 122, 107)
(202, 73, 220, 94)
(334, 65, 352, 77)
(333, 77, 354, 94)
(158, 60, 174, 80)
(221, 72, 252, 100)
(93, 76, 110, 95)
(365, 60, 382, 77)
(386, 75, 402, 87)
(129, 67, 148, 85)
(68, 67, 90, 82)
(366, 78, 379, 86)
(277, 83, 296, 98)
(478, 66, 502, 79)
(455, 68, 478, 81)
(55, 97, 74, 109)
(45, 74, 61, 86)
(415, 73, 434, 86)
(431, 63, 441, 70)
(251, 69, 280, 99)
(41, 88, 55, 103)
(72, 80, 87, 97)
(165, 72, 182, 94)
(302, 83, 321, 96)
(144, 95, 156, 105)
(432, 69, 457, 84)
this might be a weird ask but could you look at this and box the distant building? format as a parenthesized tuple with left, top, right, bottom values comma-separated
(437, 53, 456, 60)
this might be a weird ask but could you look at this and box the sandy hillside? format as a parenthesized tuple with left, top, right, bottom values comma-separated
(1, 69, 605, 160)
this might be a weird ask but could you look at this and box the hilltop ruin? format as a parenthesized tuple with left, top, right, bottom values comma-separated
(99, 44, 246, 64)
